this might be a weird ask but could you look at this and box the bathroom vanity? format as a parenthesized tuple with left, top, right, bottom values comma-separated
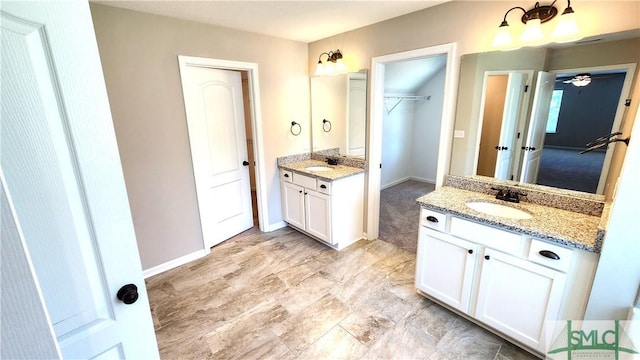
(415, 176, 604, 356)
(278, 157, 365, 250)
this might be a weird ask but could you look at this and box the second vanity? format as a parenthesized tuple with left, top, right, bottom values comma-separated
(414, 176, 605, 357)
(278, 155, 365, 250)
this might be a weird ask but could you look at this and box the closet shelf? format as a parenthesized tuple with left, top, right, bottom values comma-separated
(383, 95, 430, 114)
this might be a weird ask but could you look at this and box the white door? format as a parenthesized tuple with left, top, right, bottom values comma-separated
(415, 228, 478, 313)
(179, 63, 253, 249)
(475, 249, 566, 352)
(0, 2, 158, 359)
(520, 72, 556, 183)
(494, 73, 527, 180)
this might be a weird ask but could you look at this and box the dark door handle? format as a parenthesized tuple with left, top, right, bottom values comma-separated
(426, 216, 439, 223)
(495, 145, 500, 150)
(242, 161, 249, 166)
(468, 249, 473, 254)
(539, 250, 560, 260)
(484, 255, 490, 260)
(117, 284, 139, 304)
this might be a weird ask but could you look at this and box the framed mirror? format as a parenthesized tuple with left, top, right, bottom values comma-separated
(311, 71, 367, 158)
(453, 29, 640, 199)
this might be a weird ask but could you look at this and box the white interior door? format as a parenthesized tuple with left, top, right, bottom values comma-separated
(179, 63, 253, 249)
(520, 71, 556, 184)
(0, 2, 158, 358)
(494, 73, 526, 180)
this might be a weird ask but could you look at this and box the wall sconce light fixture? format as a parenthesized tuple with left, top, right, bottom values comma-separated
(492, 0, 580, 50)
(316, 49, 345, 75)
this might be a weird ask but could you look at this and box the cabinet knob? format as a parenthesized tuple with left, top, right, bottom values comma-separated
(426, 216, 439, 223)
(468, 249, 473, 254)
(320, 184, 327, 189)
(284, 174, 289, 178)
(299, 190, 303, 193)
(539, 250, 560, 260)
(484, 255, 490, 260)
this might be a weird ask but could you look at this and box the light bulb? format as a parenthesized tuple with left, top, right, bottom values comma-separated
(552, 11, 581, 43)
(520, 18, 543, 43)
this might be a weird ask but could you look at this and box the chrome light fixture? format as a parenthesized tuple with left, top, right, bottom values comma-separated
(316, 49, 345, 75)
(492, 1, 581, 50)
(564, 73, 592, 87)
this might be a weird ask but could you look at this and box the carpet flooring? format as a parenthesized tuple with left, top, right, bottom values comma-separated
(379, 180, 436, 254)
(536, 148, 605, 193)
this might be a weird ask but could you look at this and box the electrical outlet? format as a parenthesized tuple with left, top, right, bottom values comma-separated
(454, 130, 465, 138)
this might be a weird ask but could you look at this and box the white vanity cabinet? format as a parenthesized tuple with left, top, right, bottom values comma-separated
(280, 169, 364, 249)
(415, 207, 597, 355)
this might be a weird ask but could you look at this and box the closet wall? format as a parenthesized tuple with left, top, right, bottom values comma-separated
(381, 67, 446, 188)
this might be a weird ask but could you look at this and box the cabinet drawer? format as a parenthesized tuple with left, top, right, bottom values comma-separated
(281, 169, 293, 183)
(420, 208, 447, 232)
(451, 217, 525, 256)
(293, 173, 316, 189)
(528, 239, 574, 272)
(317, 179, 331, 194)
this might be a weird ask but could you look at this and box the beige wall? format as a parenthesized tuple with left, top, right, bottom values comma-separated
(309, 1, 640, 181)
(90, 4, 309, 269)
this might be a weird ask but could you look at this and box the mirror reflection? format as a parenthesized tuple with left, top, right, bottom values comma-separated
(457, 29, 639, 198)
(311, 71, 367, 158)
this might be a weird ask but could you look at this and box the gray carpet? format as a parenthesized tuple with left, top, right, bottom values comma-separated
(536, 147, 605, 193)
(379, 180, 435, 253)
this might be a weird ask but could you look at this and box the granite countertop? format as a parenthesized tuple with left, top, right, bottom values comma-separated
(416, 186, 604, 253)
(279, 159, 365, 181)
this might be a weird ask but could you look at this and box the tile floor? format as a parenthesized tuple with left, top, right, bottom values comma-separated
(146, 226, 539, 359)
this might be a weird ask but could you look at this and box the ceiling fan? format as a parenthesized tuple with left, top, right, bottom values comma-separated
(561, 73, 592, 87)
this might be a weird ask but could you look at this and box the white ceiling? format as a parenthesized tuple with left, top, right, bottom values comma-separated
(384, 55, 447, 94)
(92, 0, 449, 43)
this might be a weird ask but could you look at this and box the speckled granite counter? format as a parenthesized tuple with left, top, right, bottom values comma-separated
(416, 186, 604, 253)
(278, 159, 365, 181)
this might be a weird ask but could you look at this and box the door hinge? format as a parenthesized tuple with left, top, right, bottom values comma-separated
(517, 132, 521, 139)
(625, 99, 631, 107)
(524, 85, 529, 92)
(379, 163, 382, 169)
(510, 175, 514, 180)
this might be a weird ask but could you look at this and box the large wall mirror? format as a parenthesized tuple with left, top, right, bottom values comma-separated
(453, 29, 640, 199)
(311, 71, 367, 158)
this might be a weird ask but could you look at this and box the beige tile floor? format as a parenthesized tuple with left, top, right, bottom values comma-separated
(146, 226, 539, 360)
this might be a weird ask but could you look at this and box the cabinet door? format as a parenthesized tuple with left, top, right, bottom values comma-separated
(416, 228, 478, 313)
(475, 248, 566, 352)
(305, 189, 332, 244)
(282, 182, 305, 230)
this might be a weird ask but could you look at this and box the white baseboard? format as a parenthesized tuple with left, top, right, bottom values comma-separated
(143, 249, 208, 279)
(261, 220, 287, 232)
(381, 176, 435, 190)
(409, 176, 436, 184)
(381, 176, 410, 190)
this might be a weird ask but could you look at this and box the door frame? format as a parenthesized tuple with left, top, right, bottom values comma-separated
(548, 63, 636, 195)
(366, 43, 458, 240)
(473, 70, 534, 180)
(177, 56, 268, 248)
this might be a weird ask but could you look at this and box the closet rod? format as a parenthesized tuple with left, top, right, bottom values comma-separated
(383, 95, 430, 100)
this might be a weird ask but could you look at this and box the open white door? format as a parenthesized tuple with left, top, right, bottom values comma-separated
(179, 61, 253, 249)
(1, 1, 158, 358)
(494, 73, 527, 180)
(520, 71, 556, 183)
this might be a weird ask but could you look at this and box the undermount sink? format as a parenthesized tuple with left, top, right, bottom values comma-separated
(306, 166, 332, 172)
(466, 201, 533, 220)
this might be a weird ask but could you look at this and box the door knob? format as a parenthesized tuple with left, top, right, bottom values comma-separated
(117, 284, 139, 305)
(242, 160, 250, 166)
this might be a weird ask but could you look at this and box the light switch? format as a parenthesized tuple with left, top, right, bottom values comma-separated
(454, 130, 465, 138)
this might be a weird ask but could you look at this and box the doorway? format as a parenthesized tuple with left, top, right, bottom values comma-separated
(177, 56, 268, 250)
(366, 44, 458, 241)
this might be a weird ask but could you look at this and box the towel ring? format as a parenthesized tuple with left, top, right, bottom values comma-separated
(290, 121, 301, 136)
(322, 119, 332, 132)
